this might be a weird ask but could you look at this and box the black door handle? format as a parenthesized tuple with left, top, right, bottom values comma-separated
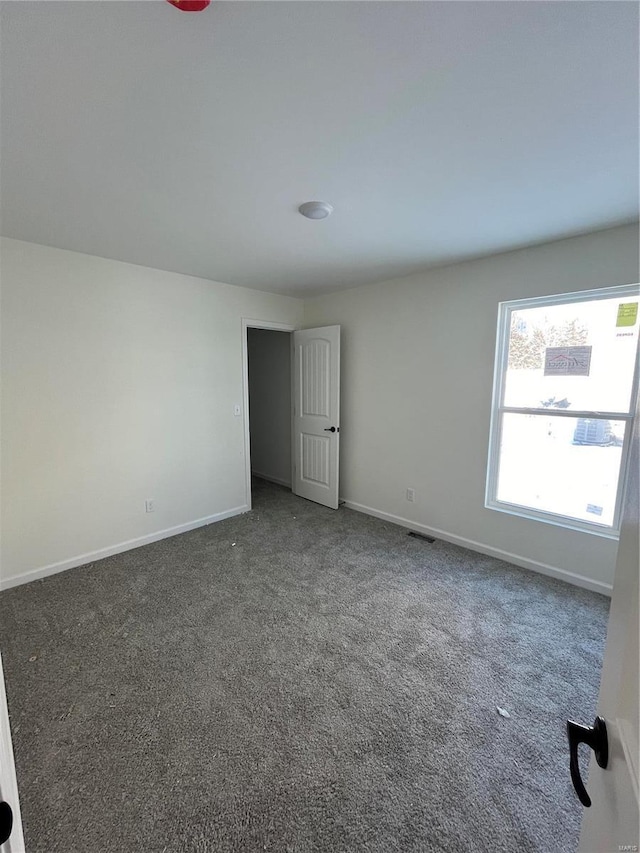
(566, 715, 608, 807)
(324, 427, 336, 432)
(0, 800, 13, 845)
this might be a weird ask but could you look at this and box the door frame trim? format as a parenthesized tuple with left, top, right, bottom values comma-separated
(241, 318, 296, 510)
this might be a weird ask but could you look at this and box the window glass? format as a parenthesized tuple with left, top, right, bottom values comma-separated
(503, 295, 638, 413)
(496, 413, 626, 527)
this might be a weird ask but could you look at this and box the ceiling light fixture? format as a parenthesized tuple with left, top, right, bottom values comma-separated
(298, 201, 334, 220)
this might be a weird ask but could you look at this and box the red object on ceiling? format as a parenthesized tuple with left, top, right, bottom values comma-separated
(167, 0, 211, 11)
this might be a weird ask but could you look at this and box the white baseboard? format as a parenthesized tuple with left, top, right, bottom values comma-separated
(0, 505, 250, 591)
(341, 499, 613, 597)
(2, 496, 612, 597)
(252, 471, 292, 489)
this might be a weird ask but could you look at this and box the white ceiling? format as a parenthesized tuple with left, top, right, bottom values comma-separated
(1, 1, 637, 297)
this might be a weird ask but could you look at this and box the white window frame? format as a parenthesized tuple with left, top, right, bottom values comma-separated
(486, 283, 640, 539)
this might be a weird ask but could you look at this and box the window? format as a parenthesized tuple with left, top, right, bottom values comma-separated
(486, 284, 639, 537)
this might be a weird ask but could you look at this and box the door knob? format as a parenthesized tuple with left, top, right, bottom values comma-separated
(0, 801, 13, 845)
(324, 427, 336, 432)
(566, 715, 608, 807)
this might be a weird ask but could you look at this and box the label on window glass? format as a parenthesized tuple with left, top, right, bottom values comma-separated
(544, 345, 592, 377)
(617, 302, 638, 327)
(586, 504, 603, 516)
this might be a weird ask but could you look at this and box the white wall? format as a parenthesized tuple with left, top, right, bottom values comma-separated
(247, 328, 292, 487)
(2, 226, 637, 593)
(304, 224, 640, 594)
(0, 238, 303, 588)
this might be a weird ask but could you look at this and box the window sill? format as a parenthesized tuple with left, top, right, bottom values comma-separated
(485, 499, 621, 540)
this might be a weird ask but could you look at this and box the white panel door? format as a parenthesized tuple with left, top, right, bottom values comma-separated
(0, 654, 25, 853)
(292, 326, 340, 509)
(576, 399, 639, 852)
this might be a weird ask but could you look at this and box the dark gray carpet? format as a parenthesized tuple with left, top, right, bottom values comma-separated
(0, 479, 609, 853)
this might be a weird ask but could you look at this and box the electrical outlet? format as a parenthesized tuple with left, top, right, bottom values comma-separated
(406, 488, 415, 503)
(145, 500, 155, 513)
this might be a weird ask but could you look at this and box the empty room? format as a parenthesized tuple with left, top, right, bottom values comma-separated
(0, 2, 638, 852)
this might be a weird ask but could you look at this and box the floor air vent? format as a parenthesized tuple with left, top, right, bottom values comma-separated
(408, 531, 436, 544)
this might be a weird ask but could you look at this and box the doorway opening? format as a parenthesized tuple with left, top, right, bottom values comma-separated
(242, 319, 342, 511)
(242, 321, 295, 508)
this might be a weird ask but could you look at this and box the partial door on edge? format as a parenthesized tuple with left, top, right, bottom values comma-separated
(577, 395, 639, 852)
(0, 653, 25, 853)
(292, 326, 340, 509)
